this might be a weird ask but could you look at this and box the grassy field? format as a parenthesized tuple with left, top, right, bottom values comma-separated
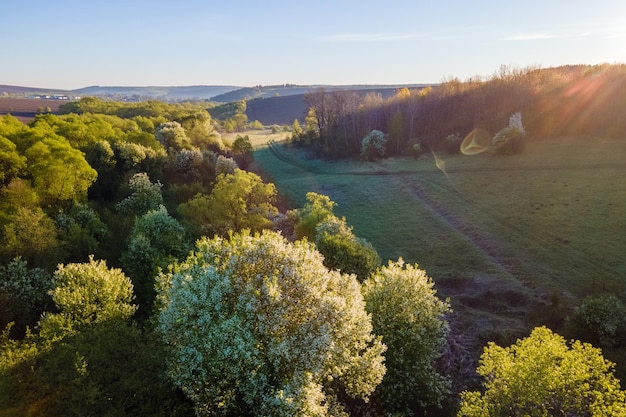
(222, 128, 290, 148)
(252, 136, 626, 344)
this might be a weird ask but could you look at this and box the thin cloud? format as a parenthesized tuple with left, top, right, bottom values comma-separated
(501, 32, 558, 41)
(503, 26, 626, 41)
(317, 32, 422, 43)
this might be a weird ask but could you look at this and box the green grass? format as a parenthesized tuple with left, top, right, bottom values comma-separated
(252, 137, 626, 339)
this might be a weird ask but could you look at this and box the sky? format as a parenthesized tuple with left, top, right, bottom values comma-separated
(2, 0, 625, 90)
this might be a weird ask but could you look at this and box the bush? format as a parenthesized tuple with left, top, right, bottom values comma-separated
(565, 294, 626, 348)
(248, 120, 264, 130)
(443, 133, 463, 155)
(315, 216, 380, 281)
(360, 130, 388, 161)
(491, 112, 526, 155)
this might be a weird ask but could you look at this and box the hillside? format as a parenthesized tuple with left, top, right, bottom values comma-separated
(211, 84, 426, 102)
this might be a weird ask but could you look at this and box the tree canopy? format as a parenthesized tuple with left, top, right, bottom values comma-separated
(458, 326, 626, 417)
(157, 230, 386, 417)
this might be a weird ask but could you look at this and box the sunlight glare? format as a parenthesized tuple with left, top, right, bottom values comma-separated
(461, 128, 492, 155)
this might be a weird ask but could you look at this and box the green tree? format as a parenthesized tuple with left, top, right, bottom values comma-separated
(363, 259, 451, 415)
(1, 206, 62, 270)
(566, 294, 626, 348)
(38, 257, 137, 337)
(0, 258, 52, 338)
(0, 260, 194, 417)
(291, 118, 303, 144)
(25, 137, 98, 206)
(294, 192, 336, 240)
(360, 130, 388, 161)
(315, 215, 380, 281)
(0, 136, 26, 187)
(156, 121, 192, 153)
(178, 169, 277, 238)
(116, 172, 164, 216)
(458, 326, 626, 417)
(231, 135, 253, 169)
(121, 206, 190, 317)
(156, 230, 386, 417)
(390, 110, 404, 155)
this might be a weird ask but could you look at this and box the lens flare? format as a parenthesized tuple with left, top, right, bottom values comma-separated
(431, 149, 448, 177)
(461, 128, 492, 155)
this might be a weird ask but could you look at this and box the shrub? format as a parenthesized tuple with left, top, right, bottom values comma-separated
(315, 216, 380, 281)
(565, 294, 626, 348)
(491, 112, 526, 155)
(360, 130, 388, 161)
(443, 133, 463, 155)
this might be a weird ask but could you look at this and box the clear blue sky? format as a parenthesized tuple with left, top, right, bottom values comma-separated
(2, 0, 625, 89)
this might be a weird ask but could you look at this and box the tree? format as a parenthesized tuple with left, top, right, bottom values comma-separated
(314, 215, 380, 281)
(38, 257, 136, 337)
(116, 172, 163, 216)
(0, 135, 26, 187)
(178, 169, 277, 238)
(360, 130, 388, 161)
(291, 118, 303, 144)
(156, 230, 386, 417)
(24, 137, 98, 206)
(458, 326, 626, 417)
(156, 121, 192, 153)
(363, 259, 451, 415)
(0, 258, 52, 338)
(0, 259, 195, 417)
(121, 206, 190, 317)
(1, 206, 62, 270)
(389, 111, 404, 155)
(565, 294, 626, 348)
(231, 135, 254, 169)
(294, 192, 336, 240)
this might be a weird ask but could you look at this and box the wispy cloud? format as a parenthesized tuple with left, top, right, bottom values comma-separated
(501, 32, 559, 41)
(502, 26, 626, 41)
(317, 32, 422, 43)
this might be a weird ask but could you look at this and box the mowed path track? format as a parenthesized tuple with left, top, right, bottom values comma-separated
(265, 140, 626, 295)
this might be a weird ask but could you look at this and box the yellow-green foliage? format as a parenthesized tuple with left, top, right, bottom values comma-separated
(458, 326, 626, 417)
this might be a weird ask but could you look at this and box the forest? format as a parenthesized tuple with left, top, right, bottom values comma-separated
(1, 64, 626, 417)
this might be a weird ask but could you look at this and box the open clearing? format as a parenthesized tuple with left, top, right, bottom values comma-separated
(252, 137, 626, 343)
(222, 128, 290, 148)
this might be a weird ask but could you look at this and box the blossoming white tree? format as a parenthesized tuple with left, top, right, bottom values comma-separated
(362, 259, 451, 414)
(157, 230, 386, 417)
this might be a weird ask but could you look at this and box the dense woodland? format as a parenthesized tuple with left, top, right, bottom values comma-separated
(1, 64, 626, 416)
(298, 64, 626, 158)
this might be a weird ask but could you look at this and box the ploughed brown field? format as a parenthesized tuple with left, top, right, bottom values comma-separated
(0, 98, 65, 122)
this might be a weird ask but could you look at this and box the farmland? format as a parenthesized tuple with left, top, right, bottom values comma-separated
(0, 97, 63, 122)
(252, 136, 626, 346)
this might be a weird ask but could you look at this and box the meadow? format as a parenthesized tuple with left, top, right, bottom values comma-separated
(253, 136, 626, 343)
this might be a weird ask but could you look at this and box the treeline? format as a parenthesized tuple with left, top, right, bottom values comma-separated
(299, 64, 626, 158)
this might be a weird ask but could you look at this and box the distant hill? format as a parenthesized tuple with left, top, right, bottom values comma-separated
(0, 84, 72, 96)
(1, 84, 241, 101)
(1, 83, 430, 104)
(72, 85, 241, 100)
(246, 95, 308, 126)
(212, 84, 428, 102)
(243, 85, 432, 125)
